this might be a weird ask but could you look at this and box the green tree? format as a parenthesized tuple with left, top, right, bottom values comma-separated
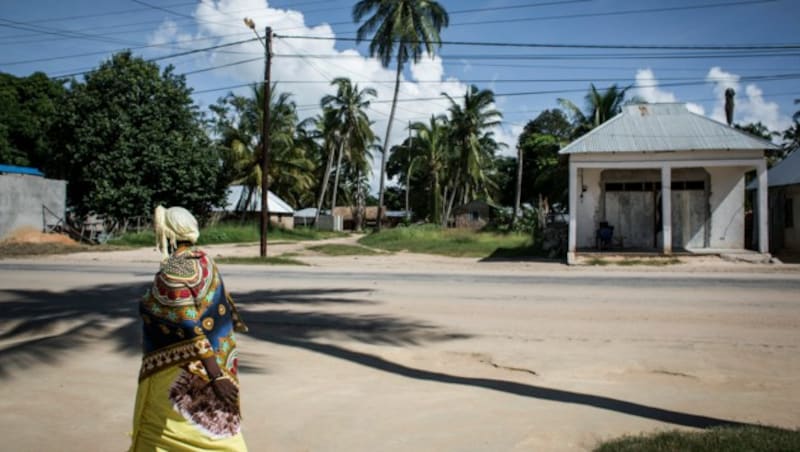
(353, 0, 449, 229)
(0, 72, 66, 168)
(388, 115, 449, 224)
(781, 100, 800, 155)
(211, 84, 315, 210)
(558, 83, 629, 138)
(313, 107, 342, 223)
(51, 52, 224, 226)
(443, 85, 503, 224)
(320, 78, 377, 214)
(513, 109, 572, 207)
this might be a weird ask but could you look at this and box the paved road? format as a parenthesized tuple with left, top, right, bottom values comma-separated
(3, 260, 800, 289)
(1, 258, 798, 451)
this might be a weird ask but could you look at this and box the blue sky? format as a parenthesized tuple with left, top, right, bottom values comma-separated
(2, 0, 799, 190)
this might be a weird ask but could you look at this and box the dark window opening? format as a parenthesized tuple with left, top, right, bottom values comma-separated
(671, 180, 705, 190)
(786, 198, 794, 228)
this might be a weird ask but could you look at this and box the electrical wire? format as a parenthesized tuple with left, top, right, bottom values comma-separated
(275, 34, 800, 51)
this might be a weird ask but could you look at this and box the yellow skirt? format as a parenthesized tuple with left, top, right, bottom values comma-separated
(130, 366, 247, 452)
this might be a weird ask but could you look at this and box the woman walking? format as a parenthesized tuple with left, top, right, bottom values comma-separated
(130, 206, 248, 451)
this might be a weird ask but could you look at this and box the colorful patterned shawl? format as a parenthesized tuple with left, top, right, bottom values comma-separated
(139, 247, 247, 383)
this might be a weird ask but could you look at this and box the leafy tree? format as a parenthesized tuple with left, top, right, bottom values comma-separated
(211, 84, 315, 210)
(734, 121, 774, 141)
(320, 78, 376, 214)
(781, 99, 800, 154)
(51, 52, 224, 226)
(558, 83, 629, 138)
(442, 85, 503, 223)
(353, 0, 449, 229)
(515, 109, 572, 207)
(0, 72, 66, 168)
(387, 115, 449, 224)
(313, 107, 342, 222)
(734, 121, 786, 165)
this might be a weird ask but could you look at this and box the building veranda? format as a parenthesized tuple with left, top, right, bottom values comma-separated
(560, 103, 778, 264)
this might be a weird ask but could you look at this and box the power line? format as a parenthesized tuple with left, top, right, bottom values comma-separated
(49, 37, 259, 78)
(274, 51, 800, 61)
(275, 34, 800, 51)
(0, 0, 351, 44)
(449, 0, 592, 15)
(1, 32, 256, 67)
(193, 75, 800, 104)
(1, 1, 198, 25)
(450, 0, 778, 27)
(0, 17, 145, 47)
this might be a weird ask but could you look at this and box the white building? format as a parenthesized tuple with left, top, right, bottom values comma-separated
(559, 103, 777, 264)
(215, 185, 295, 229)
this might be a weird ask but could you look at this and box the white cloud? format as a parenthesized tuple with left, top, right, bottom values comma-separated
(634, 68, 677, 103)
(706, 66, 790, 132)
(633, 68, 706, 116)
(148, 0, 519, 193)
(633, 66, 790, 132)
(148, 19, 193, 47)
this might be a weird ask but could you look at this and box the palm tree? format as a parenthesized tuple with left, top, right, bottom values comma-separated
(215, 84, 314, 215)
(409, 115, 449, 225)
(558, 83, 629, 138)
(353, 0, 449, 230)
(442, 85, 503, 224)
(314, 108, 340, 225)
(321, 78, 377, 215)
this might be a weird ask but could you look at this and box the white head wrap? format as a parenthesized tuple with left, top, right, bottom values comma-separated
(154, 205, 200, 260)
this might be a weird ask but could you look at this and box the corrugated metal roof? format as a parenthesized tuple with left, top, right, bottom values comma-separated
(559, 103, 779, 154)
(747, 149, 800, 189)
(215, 185, 294, 214)
(0, 164, 44, 176)
(767, 149, 800, 187)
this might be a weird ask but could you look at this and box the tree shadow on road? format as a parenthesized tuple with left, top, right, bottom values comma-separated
(0, 283, 462, 377)
(0, 282, 753, 429)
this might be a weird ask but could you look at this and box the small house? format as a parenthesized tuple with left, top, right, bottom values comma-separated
(559, 103, 777, 264)
(215, 185, 295, 229)
(747, 149, 800, 255)
(0, 165, 67, 239)
(452, 200, 495, 229)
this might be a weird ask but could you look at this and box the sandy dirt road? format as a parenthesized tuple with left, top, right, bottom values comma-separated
(0, 244, 799, 451)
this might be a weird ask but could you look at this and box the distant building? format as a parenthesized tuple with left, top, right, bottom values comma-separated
(747, 149, 800, 255)
(214, 185, 295, 229)
(0, 164, 66, 239)
(560, 103, 776, 264)
(452, 200, 495, 229)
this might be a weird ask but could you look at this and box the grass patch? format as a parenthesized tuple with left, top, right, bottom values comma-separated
(358, 224, 536, 258)
(215, 255, 308, 266)
(587, 257, 610, 266)
(108, 223, 345, 247)
(307, 244, 384, 256)
(594, 425, 800, 451)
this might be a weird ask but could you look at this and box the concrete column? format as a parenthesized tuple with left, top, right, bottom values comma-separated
(757, 161, 769, 253)
(567, 161, 578, 264)
(661, 165, 672, 254)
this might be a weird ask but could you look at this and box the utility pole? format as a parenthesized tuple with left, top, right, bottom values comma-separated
(260, 26, 272, 257)
(405, 123, 412, 221)
(245, 18, 272, 257)
(512, 144, 523, 229)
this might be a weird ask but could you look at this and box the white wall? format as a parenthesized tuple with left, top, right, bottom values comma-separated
(0, 174, 67, 239)
(707, 167, 746, 249)
(576, 168, 602, 248)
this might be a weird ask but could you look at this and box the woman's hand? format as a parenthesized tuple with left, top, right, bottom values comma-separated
(211, 377, 239, 406)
